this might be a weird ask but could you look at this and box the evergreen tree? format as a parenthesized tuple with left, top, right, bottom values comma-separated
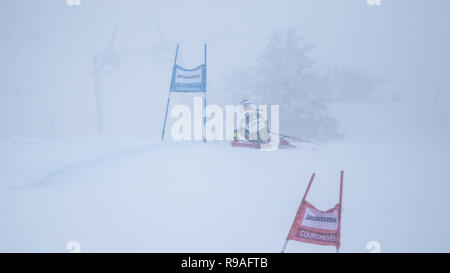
(223, 28, 341, 142)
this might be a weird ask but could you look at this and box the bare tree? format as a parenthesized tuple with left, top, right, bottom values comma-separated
(321, 68, 382, 103)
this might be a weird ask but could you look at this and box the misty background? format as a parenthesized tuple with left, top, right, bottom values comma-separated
(1, 0, 449, 143)
(1, 0, 450, 253)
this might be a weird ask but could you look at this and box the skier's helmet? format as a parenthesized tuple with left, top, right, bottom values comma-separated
(240, 99, 252, 108)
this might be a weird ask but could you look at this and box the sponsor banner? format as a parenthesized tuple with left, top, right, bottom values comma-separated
(288, 201, 341, 247)
(170, 64, 206, 93)
(302, 206, 338, 230)
(297, 228, 338, 244)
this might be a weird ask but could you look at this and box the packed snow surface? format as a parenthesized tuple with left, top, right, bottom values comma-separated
(1, 137, 449, 252)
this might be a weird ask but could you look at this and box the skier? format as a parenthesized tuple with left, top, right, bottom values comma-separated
(231, 99, 305, 149)
(233, 99, 270, 144)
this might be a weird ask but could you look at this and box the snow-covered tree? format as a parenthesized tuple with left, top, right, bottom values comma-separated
(222, 28, 341, 142)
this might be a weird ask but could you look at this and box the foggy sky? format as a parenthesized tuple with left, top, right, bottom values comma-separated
(1, 0, 449, 140)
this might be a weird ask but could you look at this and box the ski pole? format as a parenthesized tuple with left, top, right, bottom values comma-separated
(270, 132, 321, 146)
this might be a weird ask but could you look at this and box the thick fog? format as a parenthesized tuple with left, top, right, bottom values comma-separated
(1, 0, 449, 141)
(1, 0, 450, 252)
